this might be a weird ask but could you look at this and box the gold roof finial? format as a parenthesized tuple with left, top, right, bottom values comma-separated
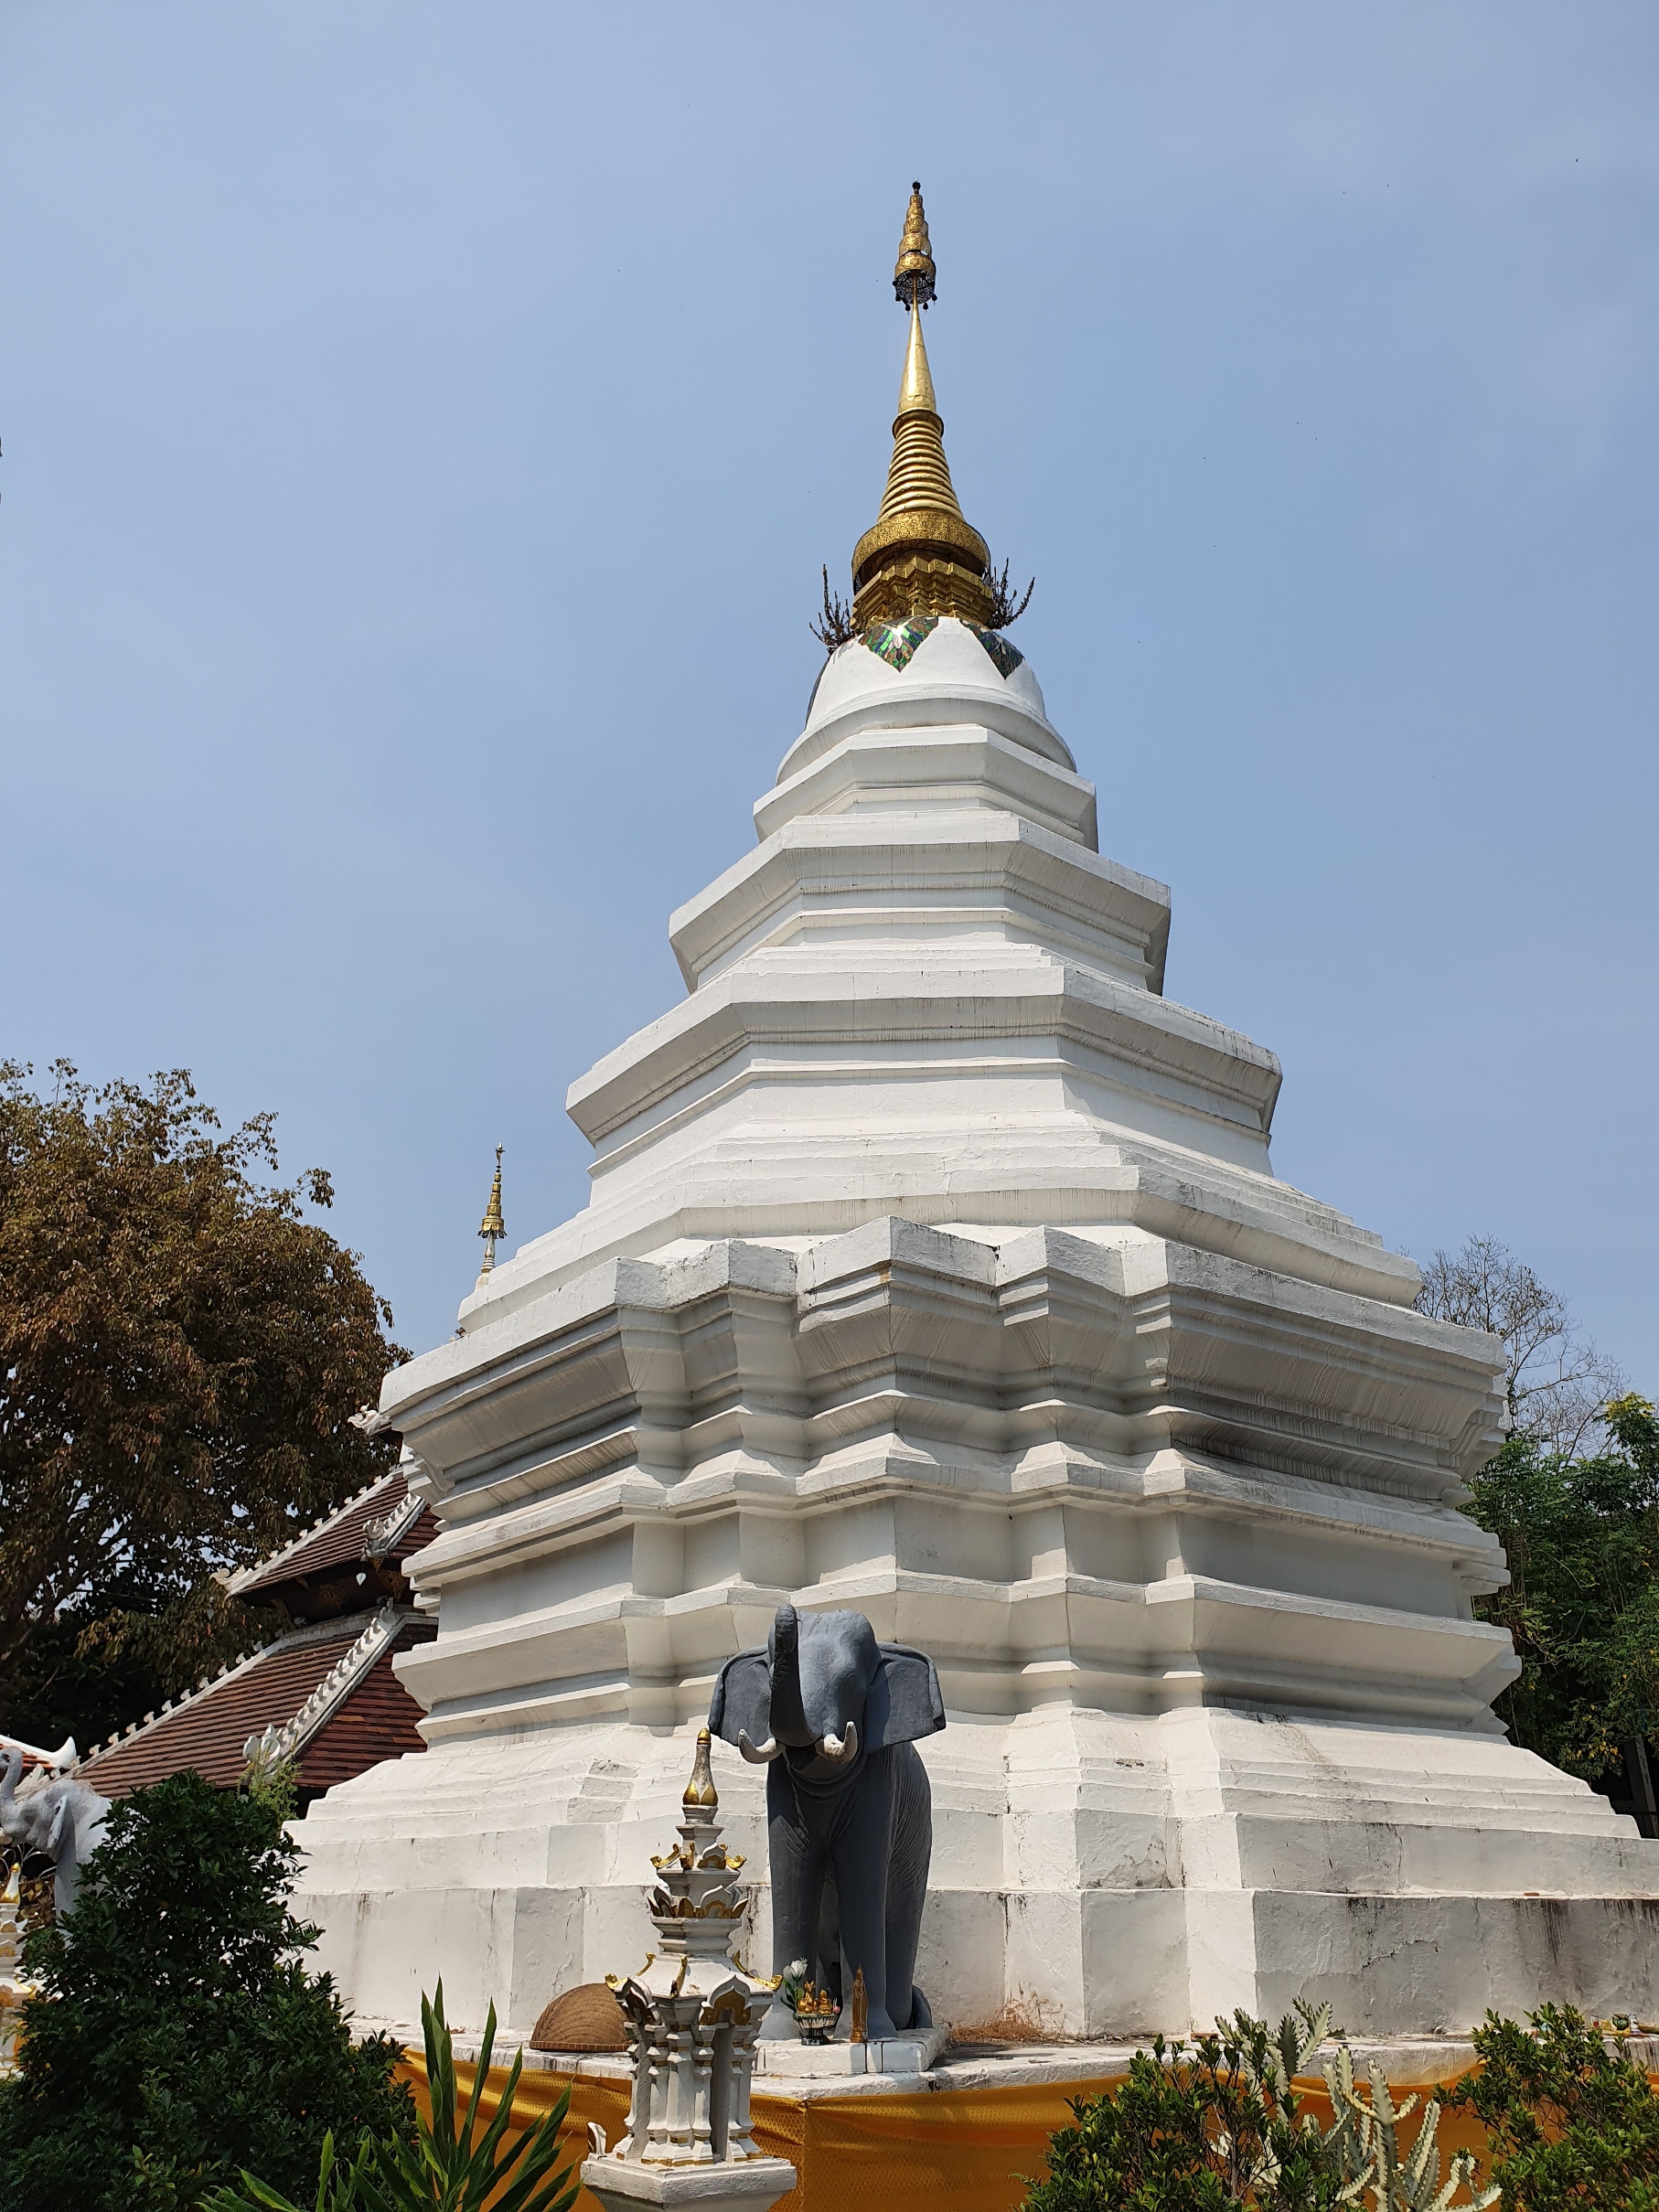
(851, 184, 993, 632)
(893, 180, 937, 310)
(477, 1146, 505, 1274)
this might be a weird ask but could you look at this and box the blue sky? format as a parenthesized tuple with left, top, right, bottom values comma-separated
(4, 4, 1655, 1379)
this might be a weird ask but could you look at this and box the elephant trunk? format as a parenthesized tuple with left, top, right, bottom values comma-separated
(0, 1748, 23, 1847)
(768, 1604, 814, 1748)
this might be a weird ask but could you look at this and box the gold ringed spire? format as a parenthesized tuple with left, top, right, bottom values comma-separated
(851, 184, 993, 630)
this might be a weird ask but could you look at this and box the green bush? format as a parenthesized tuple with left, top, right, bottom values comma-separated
(1025, 2000, 1659, 2212)
(0, 1771, 412, 2212)
(203, 1984, 578, 2212)
(1021, 2005, 1499, 2211)
(1023, 2006, 1347, 2212)
(1445, 2003, 1659, 2212)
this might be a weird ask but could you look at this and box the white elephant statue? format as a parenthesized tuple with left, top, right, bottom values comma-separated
(0, 1747, 111, 1918)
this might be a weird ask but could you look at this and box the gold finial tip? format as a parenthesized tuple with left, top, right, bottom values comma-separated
(894, 181, 936, 310)
(476, 1148, 506, 1272)
(683, 1724, 719, 1809)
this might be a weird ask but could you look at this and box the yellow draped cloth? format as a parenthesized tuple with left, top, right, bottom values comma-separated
(397, 2047, 1650, 2212)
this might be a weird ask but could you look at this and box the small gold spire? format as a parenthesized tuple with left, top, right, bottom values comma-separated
(477, 1146, 505, 1274)
(682, 1724, 719, 1810)
(895, 299, 937, 418)
(878, 305, 961, 525)
(851, 184, 993, 631)
(893, 180, 937, 310)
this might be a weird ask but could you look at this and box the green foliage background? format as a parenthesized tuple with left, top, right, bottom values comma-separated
(0, 1773, 413, 2212)
(203, 1987, 580, 2212)
(1466, 1394, 1659, 1785)
(1023, 2014, 1345, 2212)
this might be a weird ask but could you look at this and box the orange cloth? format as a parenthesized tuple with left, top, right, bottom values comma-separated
(396, 2050, 1659, 2212)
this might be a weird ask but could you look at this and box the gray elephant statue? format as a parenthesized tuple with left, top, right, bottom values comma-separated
(709, 1603, 944, 2042)
(0, 1747, 111, 1918)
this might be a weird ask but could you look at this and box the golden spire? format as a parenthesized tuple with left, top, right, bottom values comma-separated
(682, 1724, 719, 1810)
(850, 183, 993, 631)
(895, 299, 937, 416)
(878, 305, 962, 522)
(477, 1146, 505, 1274)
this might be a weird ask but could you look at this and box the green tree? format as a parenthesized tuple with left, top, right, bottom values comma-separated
(1464, 1395, 1659, 1790)
(0, 1770, 413, 2212)
(0, 1061, 403, 1749)
(1418, 1234, 1656, 1816)
(1445, 2004, 1659, 2212)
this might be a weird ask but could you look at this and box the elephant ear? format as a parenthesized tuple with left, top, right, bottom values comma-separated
(863, 1644, 946, 1750)
(709, 1650, 771, 1747)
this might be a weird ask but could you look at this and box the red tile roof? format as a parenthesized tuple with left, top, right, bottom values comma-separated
(231, 1468, 437, 1601)
(301, 1641, 429, 1788)
(83, 1614, 433, 1798)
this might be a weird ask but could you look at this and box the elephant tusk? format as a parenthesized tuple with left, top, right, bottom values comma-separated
(737, 1731, 784, 1764)
(817, 1722, 858, 1766)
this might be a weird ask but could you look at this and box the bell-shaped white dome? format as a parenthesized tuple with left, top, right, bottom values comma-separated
(781, 615, 1070, 785)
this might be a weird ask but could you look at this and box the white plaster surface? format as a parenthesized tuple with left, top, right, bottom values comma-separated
(294, 622, 1659, 2039)
(754, 2027, 948, 2077)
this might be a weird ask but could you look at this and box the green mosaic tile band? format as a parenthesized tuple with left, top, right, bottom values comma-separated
(861, 615, 939, 671)
(967, 625, 1024, 679)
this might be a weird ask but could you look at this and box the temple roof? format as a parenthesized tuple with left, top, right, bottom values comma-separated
(80, 1464, 440, 1801)
(230, 1462, 435, 1608)
(82, 1608, 433, 1798)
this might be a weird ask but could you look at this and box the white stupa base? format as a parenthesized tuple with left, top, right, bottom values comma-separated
(294, 1705, 1659, 2041)
(581, 2155, 797, 2212)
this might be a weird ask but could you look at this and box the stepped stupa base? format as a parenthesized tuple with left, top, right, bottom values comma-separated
(294, 1706, 1659, 2040)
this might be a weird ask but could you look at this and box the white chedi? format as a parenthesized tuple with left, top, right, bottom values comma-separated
(292, 601, 1659, 2042)
(289, 177, 1659, 2036)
